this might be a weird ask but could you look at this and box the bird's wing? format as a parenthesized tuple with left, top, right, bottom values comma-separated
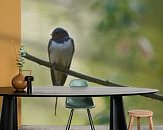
(58, 38, 75, 85)
(60, 38, 75, 86)
(66, 38, 75, 68)
(48, 39, 58, 85)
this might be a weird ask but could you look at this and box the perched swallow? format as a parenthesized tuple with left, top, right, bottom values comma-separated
(48, 27, 75, 115)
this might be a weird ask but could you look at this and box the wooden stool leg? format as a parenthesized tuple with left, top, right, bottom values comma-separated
(148, 116, 154, 130)
(128, 116, 134, 130)
(137, 117, 140, 130)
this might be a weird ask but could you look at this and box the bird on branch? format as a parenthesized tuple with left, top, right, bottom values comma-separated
(48, 27, 75, 116)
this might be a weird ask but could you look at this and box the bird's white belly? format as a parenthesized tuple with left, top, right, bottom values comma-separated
(49, 40, 74, 67)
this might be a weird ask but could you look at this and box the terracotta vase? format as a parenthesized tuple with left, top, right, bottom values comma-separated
(12, 70, 27, 91)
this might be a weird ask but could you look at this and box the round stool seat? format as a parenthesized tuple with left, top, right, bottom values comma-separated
(128, 110, 153, 117)
(128, 109, 154, 130)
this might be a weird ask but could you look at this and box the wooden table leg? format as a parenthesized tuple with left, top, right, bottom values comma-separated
(110, 96, 127, 130)
(0, 96, 18, 130)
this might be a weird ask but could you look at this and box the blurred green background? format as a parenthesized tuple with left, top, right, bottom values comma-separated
(21, 0, 163, 125)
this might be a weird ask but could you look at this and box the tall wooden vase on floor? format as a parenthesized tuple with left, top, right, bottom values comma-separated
(12, 70, 27, 91)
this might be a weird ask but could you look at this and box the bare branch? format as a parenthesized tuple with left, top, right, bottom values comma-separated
(23, 53, 163, 101)
(24, 53, 125, 86)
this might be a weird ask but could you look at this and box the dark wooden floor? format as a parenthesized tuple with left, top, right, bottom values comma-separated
(20, 125, 163, 130)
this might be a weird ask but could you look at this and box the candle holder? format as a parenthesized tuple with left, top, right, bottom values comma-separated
(25, 76, 34, 94)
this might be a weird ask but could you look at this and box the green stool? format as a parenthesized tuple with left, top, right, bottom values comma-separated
(65, 79, 95, 130)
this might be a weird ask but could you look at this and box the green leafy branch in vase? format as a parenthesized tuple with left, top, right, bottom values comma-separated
(17, 44, 27, 72)
(12, 40, 27, 72)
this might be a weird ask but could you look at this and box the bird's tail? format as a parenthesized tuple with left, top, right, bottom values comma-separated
(54, 97, 58, 116)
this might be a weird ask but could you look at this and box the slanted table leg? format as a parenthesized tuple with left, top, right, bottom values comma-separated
(110, 96, 127, 130)
(0, 96, 18, 130)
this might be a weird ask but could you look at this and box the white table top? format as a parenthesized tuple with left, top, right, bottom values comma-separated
(0, 86, 158, 97)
